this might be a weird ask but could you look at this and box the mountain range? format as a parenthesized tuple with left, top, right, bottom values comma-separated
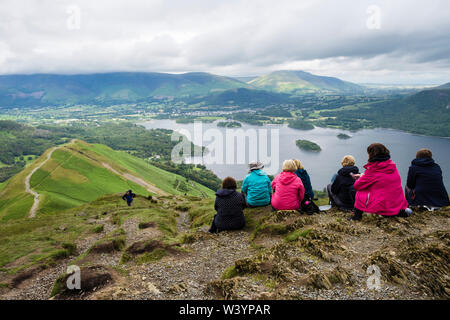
(0, 70, 363, 107)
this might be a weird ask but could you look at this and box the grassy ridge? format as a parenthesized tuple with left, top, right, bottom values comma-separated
(31, 147, 148, 215)
(0, 140, 215, 221)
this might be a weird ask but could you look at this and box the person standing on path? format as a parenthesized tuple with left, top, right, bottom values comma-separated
(122, 189, 136, 206)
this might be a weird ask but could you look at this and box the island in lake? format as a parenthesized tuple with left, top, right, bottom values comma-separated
(296, 139, 321, 152)
(217, 121, 242, 128)
(337, 133, 351, 139)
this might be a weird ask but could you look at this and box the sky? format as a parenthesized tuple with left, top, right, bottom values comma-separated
(0, 0, 449, 84)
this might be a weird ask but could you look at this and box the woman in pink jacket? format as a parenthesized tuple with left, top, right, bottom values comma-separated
(271, 160, 305, 211)
(349, 143, 412, 221)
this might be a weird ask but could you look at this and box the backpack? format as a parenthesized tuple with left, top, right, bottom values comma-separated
(300, 198, 320, 215)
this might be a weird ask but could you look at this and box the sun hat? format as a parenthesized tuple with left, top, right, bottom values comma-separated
(248, 161, 264, 172)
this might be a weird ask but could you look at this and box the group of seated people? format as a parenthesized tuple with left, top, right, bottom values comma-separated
(209, 143, 449, 233)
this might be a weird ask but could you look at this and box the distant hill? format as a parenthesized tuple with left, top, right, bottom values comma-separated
(431, 82, 450, 90)
(0, 72, 250, 107)
(0, 140, 214, 220)
(248, 70, 364, 94)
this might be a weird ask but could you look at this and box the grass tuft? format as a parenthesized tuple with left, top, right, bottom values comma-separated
(221, 265, 238, 280)
(285, 229, 312, 242)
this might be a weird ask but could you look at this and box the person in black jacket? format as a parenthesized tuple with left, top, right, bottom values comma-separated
(209, 176, 246, 233)
(122, 190, 136, 206)
(405, 149, 450, 208)
(327, 155, 359, 210)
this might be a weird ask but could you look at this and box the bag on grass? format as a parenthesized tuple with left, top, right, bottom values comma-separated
(300, 198, 320, 215)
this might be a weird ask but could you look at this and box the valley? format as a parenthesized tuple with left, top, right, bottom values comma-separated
(1, 78, 448, 136)
(1, 0, 449, 306)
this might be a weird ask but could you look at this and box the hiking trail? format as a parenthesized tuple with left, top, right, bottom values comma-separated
(25, 147, 57, 218)
(101, 162, 168, 196)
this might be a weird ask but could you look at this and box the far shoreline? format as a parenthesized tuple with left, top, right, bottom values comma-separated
(138, 118, 450, 140)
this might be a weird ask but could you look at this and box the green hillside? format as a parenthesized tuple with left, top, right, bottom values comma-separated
(317, 87, 450, 136)
(0, 140, 214, 221)
(0, 120, 76, 183)
(249, 70, 363, 94)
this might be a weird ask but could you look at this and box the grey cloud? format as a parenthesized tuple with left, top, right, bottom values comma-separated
(0, 0, 449, 84)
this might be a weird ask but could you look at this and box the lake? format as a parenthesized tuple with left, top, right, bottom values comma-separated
(141, 119, 450, 191)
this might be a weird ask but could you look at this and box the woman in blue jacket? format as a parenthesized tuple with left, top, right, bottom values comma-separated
(406, 149, 449, 208)
(241, 161, 272, 207)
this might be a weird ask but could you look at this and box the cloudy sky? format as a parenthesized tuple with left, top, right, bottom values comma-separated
(0, 0, 449, 84)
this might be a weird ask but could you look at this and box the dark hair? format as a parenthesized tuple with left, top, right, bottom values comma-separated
(367, 143, 390, 160)
(416, 148, 432, 159)
(222, 176, 237, 190)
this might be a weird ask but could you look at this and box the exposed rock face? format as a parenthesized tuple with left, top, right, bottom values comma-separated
(90, 241, 119, 254)
(205, 277, 246, 300)
(126, 240, 164, 255)
(138, 222, 156, 229)
(52, 266, 113, 298)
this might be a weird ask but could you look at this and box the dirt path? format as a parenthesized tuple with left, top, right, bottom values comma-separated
(101, 162, 168, 196)
(189, 181, 207, 198)
(176, 210, 191, 233)
(25, 147, 57, 218)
